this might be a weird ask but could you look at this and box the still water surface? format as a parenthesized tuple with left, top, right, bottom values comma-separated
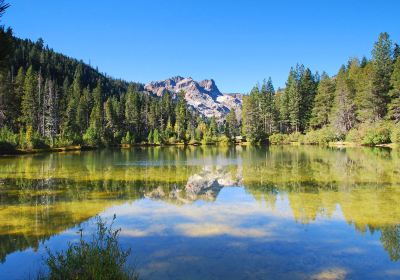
(0, 146, 400, 279)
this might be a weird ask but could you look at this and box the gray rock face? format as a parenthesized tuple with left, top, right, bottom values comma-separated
(144, 76, 242, 120)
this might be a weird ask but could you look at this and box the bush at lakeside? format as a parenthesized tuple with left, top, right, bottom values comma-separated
(346, 121, 392, 146)
(269, 132, 303, 145)
(301, 127, 342, 145)
(269, 133, 289, 145)
(0, 126, 18, 153)
(39, 215, 138, 280)
(391, 123, 400, 144)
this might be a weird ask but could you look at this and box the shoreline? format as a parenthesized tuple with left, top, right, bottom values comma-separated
(0, 141, 397, 157)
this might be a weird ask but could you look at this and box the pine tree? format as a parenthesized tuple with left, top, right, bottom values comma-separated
(76, 87, 91, 133)
(353, 61, 376, 123)
(260, 78, 276, 135)
(153, 128, 160, 144)
(286, 68, 301, 132)
(225, 109, 239, 139)
(394, 43, 400, 63)
(125, 85, 141, 139)
(147, 130, 153, 144)
(43, 79, 59, 142)
(14, 67, 25, 112)
(310, 73, 335, 129)
(371, 32, 393, 118)
(331, 66, 356, 133)
(21, 66, 38, 130)
(0, 70, 12, 127)
(388, 58, 400, 122)
(298, 68, 317, 131)
(0, 1, 10, 19)
(72, 65, 82, 101)
(85, 80, 104, 145)
(175, 90, 187, 141)
(0, 26, 12, 71)
(208, 117, 218, 139)
(63, 67, 83, 140)
(276, 89, 289, 133)
(242, 85, 263, 142)
(104, 97, 120, 144)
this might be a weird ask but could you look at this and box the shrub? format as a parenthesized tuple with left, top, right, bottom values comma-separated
(121, 132, 135, 145)
(40, 215, 137, 280)
(147, 130, 153, 144)
(346, 128, 363, 143)
(269, 133, 289, 145)
(346, 121, 392, 146)
(18, 126, 49, 150)
(391, 123, 400, 144)
(153, 129, 160, 145)
(168, 136, 177, 144)
(0, 126, 18, 153)
(0, 126, 18, 146)
(218, 135, 231, 145)
(287, 132, 302, 143)
(53, 136, 74, 148)
(302, 127, 341, 145)
(83, 126, 102, 146)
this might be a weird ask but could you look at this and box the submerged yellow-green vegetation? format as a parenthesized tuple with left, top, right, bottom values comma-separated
(0, 146, 400, 266)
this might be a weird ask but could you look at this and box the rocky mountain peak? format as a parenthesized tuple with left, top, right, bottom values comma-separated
(144, 77, 242, 120)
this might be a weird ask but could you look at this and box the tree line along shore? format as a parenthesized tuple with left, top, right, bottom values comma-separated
(1, 10, 400, 153)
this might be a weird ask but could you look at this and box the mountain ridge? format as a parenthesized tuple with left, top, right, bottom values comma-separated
(145, 76, 242, 120)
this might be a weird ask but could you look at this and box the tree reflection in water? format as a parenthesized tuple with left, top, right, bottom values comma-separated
(0, 146, 399, 267)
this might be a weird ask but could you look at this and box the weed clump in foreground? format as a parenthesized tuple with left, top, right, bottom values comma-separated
(40, 215, 138, 280)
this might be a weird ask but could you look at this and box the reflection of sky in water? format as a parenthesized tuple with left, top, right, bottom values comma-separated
(2, 187, 398, 280)
(101, 188, 398, 280)
(0, 146, 400, 279)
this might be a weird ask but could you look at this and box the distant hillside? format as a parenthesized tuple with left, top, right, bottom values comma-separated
(10, 37, 143, 96)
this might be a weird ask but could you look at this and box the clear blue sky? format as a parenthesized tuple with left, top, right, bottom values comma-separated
(4, 0, 400, 93)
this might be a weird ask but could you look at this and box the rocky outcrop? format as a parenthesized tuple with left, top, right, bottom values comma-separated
(144, 76, 242, 120)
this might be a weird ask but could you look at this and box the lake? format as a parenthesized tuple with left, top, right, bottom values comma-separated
(0, 146, 399, 279)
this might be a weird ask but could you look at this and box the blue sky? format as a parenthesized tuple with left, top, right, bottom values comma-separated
(3, 0, 400, 93)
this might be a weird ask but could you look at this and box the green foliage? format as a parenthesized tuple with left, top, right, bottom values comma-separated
(147, 130, 153, 144)
(310, 73, 335, 129)
(388, 58, 400, 122)
(301, 127, 342, 145)
(269, 132, 302, 145)
(346, 121, 392, 145)
(2, 26, 400, 149)
(168, 136, 177, 144)
(121, 132, 135, 145)
(21, 66, 38, 129)
(83, 125, 101, 147)
(224, 109, 239, 139)
(390, 123, 400, 144)
(53, 136, 74, 148)
(0, 126, 17, 152)
(153, 129, 160, 145)
(371, 32, 393, 118)
(0, 126, 17, 146)
(269, 133, 290, 145)
(331, 66, 356, 133)
(40, 215, 137, 280)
